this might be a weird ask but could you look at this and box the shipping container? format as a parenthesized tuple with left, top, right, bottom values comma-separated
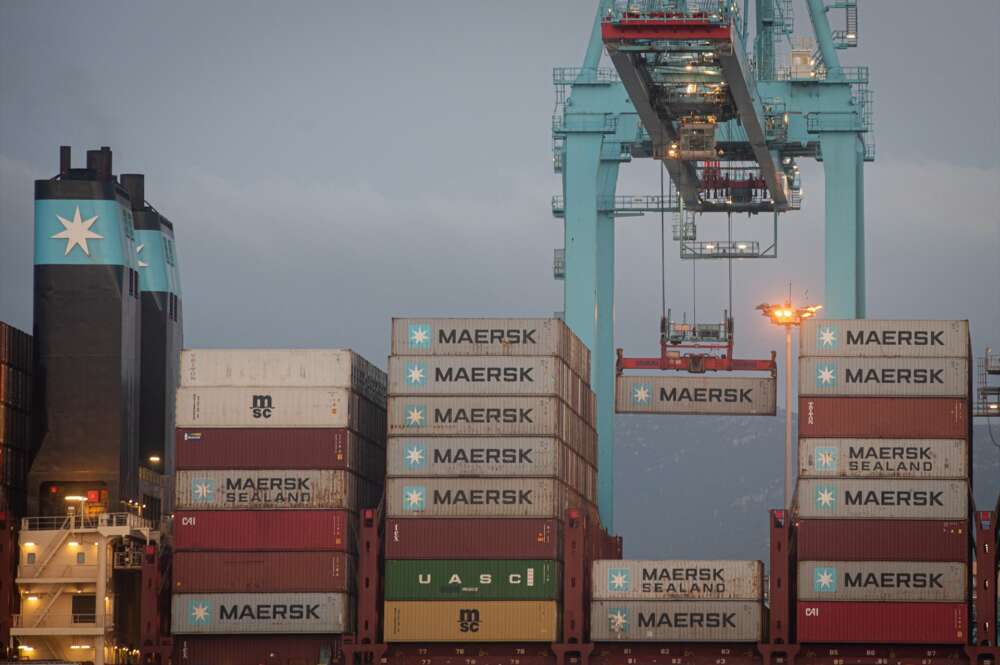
(0, 364, 31, 411)
(589, 600, 763, 642)
(796, 561, 967, 601)
(173, 551, 354, 593)
(386, 477, 590, 519)
(591, 560, 764, 601)
(0, 322, 32, 371)
(795, 519, 970, 561)
(175, 469, 376, 511)
(387, 396, 596, 447)
(798, 397, 969, 438)
(385, 559, 560, 600)
(796, 601, 967, 644)
(615, 376, 776, 416)
(800, 319, 970, 358)
(176, 428, 385, 479)
(796, 479, 967, 520)
(173, 510, 352, 552)
(798, 438, 968, 479)
(180, 348, 387, 406)
(172, 592, 351, 634)
(390, 317, 590, 380)
(384, 600, 558, 642)
(387, 437, 596, 500)
(174, 636, 340, 665)
(798, 357, 968, 397)
(176, 387, 386, 442)
(0, 404, 31, 447)
(385, 518, 560, 560)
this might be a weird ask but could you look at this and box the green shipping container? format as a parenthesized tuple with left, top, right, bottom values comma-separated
(385, 560, 561, 600)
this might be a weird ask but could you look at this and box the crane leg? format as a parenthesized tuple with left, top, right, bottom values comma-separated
(820, 132, 865, 318)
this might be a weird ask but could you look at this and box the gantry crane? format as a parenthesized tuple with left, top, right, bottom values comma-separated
(552, 0, 873, 527)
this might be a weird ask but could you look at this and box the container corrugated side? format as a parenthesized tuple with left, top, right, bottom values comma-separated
(386, 477, 590, 519)
(175, 469, 376, 511)
(385, 518, 560, 559)
(589, 601, 763, 642)
(798, 397, 969, 438)
(171, 592, 351, 634)
(180, 348, 387, 406)
(385, 560, 560, 600)
(798, 357, 968, 397)
(174, 636, 341, 665)
(800, 319, 969, 357)
(591, 560, 763, 601)
(796, 601, 967, 644)
(796, 479, 967, 520)
(172, 510, 352, 552)
(175, 428, 385, 479)
(615, 376, 776, 416)
(387, 396, 595, 448)
(176, 387, 386, 441)
(173, 551, 354, 593)
(386, 437, 596, 500)
(797, 561, 967, 601)
(384, 600, 559, 642)
(391, 317, 590, 380)
(798, 438, 968, 479)
(795, 519, 970, 561)
(0, 364, 31, 411)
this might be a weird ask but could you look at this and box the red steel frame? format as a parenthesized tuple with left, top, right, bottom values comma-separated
(601, 18, 732, 43)
(140, 542, 173, 665)
(616, 345, 776, 374)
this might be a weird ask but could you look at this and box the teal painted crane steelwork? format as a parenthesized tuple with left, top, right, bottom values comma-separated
(552, 0, 873, 528)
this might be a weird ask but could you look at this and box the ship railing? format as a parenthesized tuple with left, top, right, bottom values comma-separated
(12, 613, 114, 628)
(21, 512, 154, 532)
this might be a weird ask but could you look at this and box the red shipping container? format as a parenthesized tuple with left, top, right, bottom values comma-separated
(796, 519, 970, 562)
(797, 602, 967, 644)
(798, 397, 968, 438)
(174, 635, 340, 665)
(172, 551, 354, 593)
(385, 518, 560, 559)
(173, 510, 352, 552)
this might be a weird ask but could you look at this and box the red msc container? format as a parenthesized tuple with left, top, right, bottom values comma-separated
(172, 551, 354, 593)
(174, 635, 341, 665)
(798, 397, 968, 438)
(797, 602, 968, 644)
(385, 518, 560, 559)
(796, 519, 970, 562)
(172, 510, 352, 552)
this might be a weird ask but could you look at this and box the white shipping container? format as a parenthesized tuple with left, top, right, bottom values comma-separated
(385, 477, 589, 519)
(590, 601, 763, 642)
(796, 479, 968, 520)
(171, 593, 351, 634)
(799, 438, 968, 479)
(390, 318, 590, 380)
(175, 469, 371, 511)
(387, 437, 596, 501)
(176, 387, 386, 442)
(592, 560, 764, 601)
(615, 376, 776, 415)
(797, 561, 967, 602)
(180, 348, 387, 406)
(800, 319, 969, 358)
(798, 357, 968, 397)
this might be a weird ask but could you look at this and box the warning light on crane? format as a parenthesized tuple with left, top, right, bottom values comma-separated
(757, 302, 822, 326)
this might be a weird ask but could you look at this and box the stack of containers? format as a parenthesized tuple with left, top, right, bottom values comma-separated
(590, 560, 766, 642)
(795, 320, 972, 645)
(383, 318, 597, 642)
(0, 322, 32, 518)
(170, 349, 386, 655)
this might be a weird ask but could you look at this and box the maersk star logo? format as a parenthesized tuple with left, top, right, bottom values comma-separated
(189, 599, 212, 624)
(402, 485, 426, 511)
(191, 478, 215, 502)
(815, 447, 838, 472)
(405, 362, 428, 387)
(608, 607, 629, 632)
(607, 568, 631, 592)
(52, 206, 103, 256)
(631, 383, 652, 405)
(408, 324, 432, 349)
(404, 404, 427, 428)
(814, 484, 837, 510)
(403, 443, 427, 470)
(136, 243, 149, 268)
(817, 325, 838, 349)
(816, 363, 837, 388)
(813, 567, 837, 592)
